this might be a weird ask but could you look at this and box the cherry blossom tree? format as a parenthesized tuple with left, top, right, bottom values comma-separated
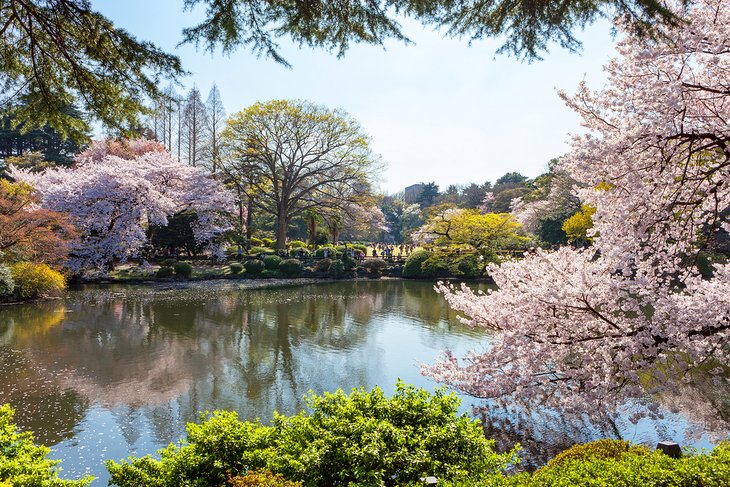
(424, 0, 730, 422)
(10, 140, 236, 272)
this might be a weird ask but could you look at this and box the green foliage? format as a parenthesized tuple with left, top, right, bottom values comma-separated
(0, 265, 15, 298)
(229, 262, 244, 275)
(279, 259, 303, 276)
(0, 404, 91, 485)
(106, 382, 515, 487)
(156, 266, 174, 278)
(160, 258, 177, 268)
(149, 211, 203, 256)
(341, 253, 357, 271)
(250, 246, 275, 255)
(287, 240, 308, 249)
(314, 245, 339, 258)
(261, 269, 282, 278)
(362, 258, 388, 275)
(10, 262, 65, 299)
(262, 238, 276, 248)
(453, 253, 483, 278)
(250, 237, 263, 246)
(173, 261, 193, 278)
(263, 255, 283, 270)
(327, 259, 346, 278)
(229, 470, 301, 487)
(314, 258, 332, 273)
(1, 1, 183, 141)
(443, 440, 730, 487)
(403, 250, 432, 278)
(421, 253, 453, 278)
(244, 259, 265, 274)
(288, 247, 310, 258)
(313, 229, 330, 246)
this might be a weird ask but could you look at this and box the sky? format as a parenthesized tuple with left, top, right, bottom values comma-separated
(95, 1, 618, 194)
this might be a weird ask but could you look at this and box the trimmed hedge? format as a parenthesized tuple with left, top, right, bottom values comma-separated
(229, 262, 244, 275)
(173, 261, 193, 278)
(279, 259, 303, 276)
(314, 258, 332, 273)
(156, 266, 174, 278)
(263, 255, 283, 270)
(403, 250, 432, 277)
(328, 259, 345, 278)
(244, 259, 265, 274)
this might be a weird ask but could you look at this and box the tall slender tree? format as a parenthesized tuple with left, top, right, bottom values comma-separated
(181, 87, 208, 166)
(205, 84, 226, 173)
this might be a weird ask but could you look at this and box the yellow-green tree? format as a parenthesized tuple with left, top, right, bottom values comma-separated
(413, 206, 527, 254)
(562, 205, 596, 246)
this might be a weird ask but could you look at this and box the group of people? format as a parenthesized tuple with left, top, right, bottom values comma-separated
(369, 243, 417, 260)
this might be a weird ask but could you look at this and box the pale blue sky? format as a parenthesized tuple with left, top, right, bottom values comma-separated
(96, 1, 617, 193)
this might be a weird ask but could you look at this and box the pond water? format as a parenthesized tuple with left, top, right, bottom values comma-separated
(0, 280, 726, 485)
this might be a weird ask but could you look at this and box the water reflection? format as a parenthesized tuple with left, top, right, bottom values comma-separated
(0, 280, 726, 484)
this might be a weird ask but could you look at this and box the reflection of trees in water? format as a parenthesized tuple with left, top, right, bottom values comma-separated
(474, 369, 730, 471)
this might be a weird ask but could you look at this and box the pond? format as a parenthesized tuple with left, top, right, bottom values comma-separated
(0, 279, 726, 485)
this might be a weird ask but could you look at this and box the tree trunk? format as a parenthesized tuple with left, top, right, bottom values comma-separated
(275, 207, 288, 250)
(246, 197, 253, 240)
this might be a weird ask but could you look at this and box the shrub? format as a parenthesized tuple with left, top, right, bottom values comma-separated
(229, 470, 301, 487)
(328, 259, 345, 278)
(262, 238, 276, 248)
(341, 253, 357, 271)
(403, 250, 432, 278)
(249, 246, 275, 256)
(287, 240, 307, 249)
(314, 258, 332, 273)
(525, 441, 730, 487)
(0, 265, 15, 298)
(249, 237, 263, 246)
(173, 261, 193, 278)
(263, 255, 283, 270)
(362, 258, 388, 275)
(261, 269, 282, 278)
(10, 262, 65, 300)
(244, 259, 265, 274)
(288, 247, 310, 258)
(279, 259, 303, 276)
(453, 253, 483, 278)
(0, 404, 90, 486)
(105, 382, 515, 487)
(160, 258, 177, 267)
(314, 245, 339, 258)
(156, 266, 174, 278)
(352, 243, 367, 253)
(421, 254, 453, 278)
(229, 262, 244, 275)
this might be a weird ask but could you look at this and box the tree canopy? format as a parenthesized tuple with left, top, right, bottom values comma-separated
(0, 0, 183, 140)
(221, 100, 379, 249)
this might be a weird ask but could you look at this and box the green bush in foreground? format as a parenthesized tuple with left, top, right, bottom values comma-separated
(106, 382, 516, 487)
(444, 440, 730, 487)
(0, 404, 91, 486)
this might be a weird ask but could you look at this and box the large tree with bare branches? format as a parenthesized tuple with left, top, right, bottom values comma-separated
(221, 100, 379, 249)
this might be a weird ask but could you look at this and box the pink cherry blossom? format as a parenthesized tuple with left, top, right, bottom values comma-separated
(424, 0, 730, 420)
